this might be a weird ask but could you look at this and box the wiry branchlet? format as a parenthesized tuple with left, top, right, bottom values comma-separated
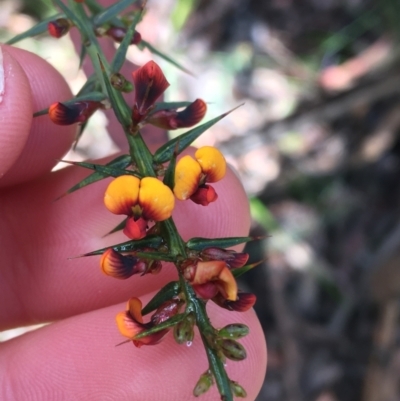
(193, 371, 214, 397)
(230, 381, 247, 398)
(110, 72, 133, 93)
(48, 18, 72, 38)
(218, 324, 249, 340)
(218, 338, 247, 361)
(173, 313, 195, 344)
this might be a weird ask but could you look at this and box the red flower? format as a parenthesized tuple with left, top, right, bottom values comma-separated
(106, 27, 142, 45)
(131, 61, 170, 123)
(212, 292, 256, 312)
(48, 100, 103, 125)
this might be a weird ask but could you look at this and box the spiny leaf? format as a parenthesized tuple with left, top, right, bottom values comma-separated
(141, 281, 181, 316)
(232, 260, 264, 278)
(76, 236, 164, 257)
(56, 155, 132, 200)
(98, 56, 132, 127)
(111, 8, 144, 73)
(78, 44, 87, 69)
(58, 159, 139, 178)
(133, 313, 186, 339)
(141, 40, 192, 75)
(186, 236, 256, 251)
(153, 105, 243, 164)
(33, 91, 106, 117)
(92, 0, 137, 26)
(104, 217, 128, 236)
(162, 141, 179, 189)
(6, 13, 64, 45)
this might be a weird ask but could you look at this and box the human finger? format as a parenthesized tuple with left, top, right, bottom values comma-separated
(0, 45, 76, 188)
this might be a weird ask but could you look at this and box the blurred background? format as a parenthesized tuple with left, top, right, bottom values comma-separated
(2, 0, 400, 400)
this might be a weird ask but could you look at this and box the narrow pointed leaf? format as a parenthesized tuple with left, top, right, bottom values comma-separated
(58, 159, 139, 180)
(141, 40, 192, 75)
(232, 260, 264, 278)
(104, 217, 128, 236)
(153, 105, 242, 163)
(78, 44, 87, 69)
(33, 91, 106, 117)
(79, 236, 164, 256)
(56, 155, 132, 199)
(133, 251, 174, 262)
(134, 313, 186, 339)
(111, 10, 144, 73)
(98, 57, 132, 127)
(186, 236, 254, 251)
(92, 0, 136, 26)
(55, 0, 86, 33)
(73, 119, 89, 149)
(6, 13, 64, 45)
(162, 141, 178, 189)
(141, 281, 181, 315)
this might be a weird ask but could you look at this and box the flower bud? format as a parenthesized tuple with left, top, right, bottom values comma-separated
(110, 73, 133, 93)
(48, 18, 72, 38)
(48, 100, 102, 125)
(106, 26, 142, 44)
(151, 299, 180, 325)
(173, 314, 195, 344)
(218, 324, 249, 340)
(230, 381, 247, 398)
(213, 292, 256, 312)
(201, 248, 249, 269)
(193, 371, 214, 397)
(219, 339, 247, 361)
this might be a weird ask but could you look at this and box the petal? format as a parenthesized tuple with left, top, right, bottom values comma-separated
(151, 299, 180, 325)
(192, 260, 226, 285)
(100, 248, 138, 279)
(147, 99, 207, 130)
(173, 155, 202, 200)
(104, 175, 140, 215)
(132, 61, 169, 115)
(216, 266, 238, 301)
(173, 99, 207, 128)
(190, 184, 218, 206)
(127, 297, 144, 324)
(48, 101, 102, 125)
(123, 216, 147, 240)
(116, 310, 144, 339)
(213, 292, 257, 312)
(138, 177, 175, 221)
(195, 146, 226, 183)
(193, 282, 219, 300)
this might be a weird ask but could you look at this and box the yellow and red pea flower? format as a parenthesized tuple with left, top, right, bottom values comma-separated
(100, 248, 161, 279)
(116, 297, 180, 347)
(183, 260, 238, 301)
(48, 100, 103, 125)
(174, 146, 227, 206)
(104, 175, 175, 240)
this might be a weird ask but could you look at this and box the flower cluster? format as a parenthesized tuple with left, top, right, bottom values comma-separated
(40, 5, 259, 394)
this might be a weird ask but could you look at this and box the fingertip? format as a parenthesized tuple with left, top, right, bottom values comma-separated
(0, 45, 32, 177)
(0, 45, 76, 187)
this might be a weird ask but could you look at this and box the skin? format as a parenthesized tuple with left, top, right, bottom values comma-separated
(0, 10, 266, 400)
